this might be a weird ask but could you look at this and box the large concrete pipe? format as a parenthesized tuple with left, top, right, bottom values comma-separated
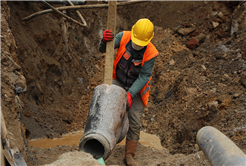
(197, 126, 246, 166)
(79, 84, 129, 160)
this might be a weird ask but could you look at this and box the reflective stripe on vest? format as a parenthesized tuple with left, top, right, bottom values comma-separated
(141, 78, 152, 97)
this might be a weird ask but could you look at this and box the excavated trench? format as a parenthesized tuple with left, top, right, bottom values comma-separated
(2, 1, 246, 165)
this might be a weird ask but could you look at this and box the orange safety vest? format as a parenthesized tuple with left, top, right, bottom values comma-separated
(112, 31, 159, 106)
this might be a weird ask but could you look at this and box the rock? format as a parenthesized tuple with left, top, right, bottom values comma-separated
(169, 59, 175, 65)
(171, 27, 179, 34)
(217, 12, 224, 19)
(240, 72, 246, 87)
(218, 99, 231, 110)
(78, 78, 84, 85)
(95, 64, 100, 70)
(214, 18, 223, 24)
(142, 122, 148, 128)
(186, 38, 199, 50)
(14, 84, 26, 94)
(215, 30, 226, 39)
(231, 20, 239, 35)
(194, 144, 199, 152)
(211, 11, 218, 16)
(195, 33, 206, 43)
(201, 65, 206, 70)
(221, 16, 226, 22)
(34, 117, 39, 122)
(205, 35, 211, 42)
(242, 48, 246, 60)
(212, 22, 220, 28)
(229, 91, 233, 95)
(189, 30, 200, 38)
(233, 93, 240, 98)
(208, 101, 219, 109)
(177, 28, 196, 36)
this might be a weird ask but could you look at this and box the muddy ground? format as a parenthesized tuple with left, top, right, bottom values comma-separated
(1, 1, 246, 166)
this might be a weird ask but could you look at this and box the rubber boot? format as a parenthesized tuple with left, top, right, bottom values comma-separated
(125, 138, 138, 166)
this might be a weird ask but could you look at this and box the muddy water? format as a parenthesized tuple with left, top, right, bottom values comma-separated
(28, 131, 163, 150)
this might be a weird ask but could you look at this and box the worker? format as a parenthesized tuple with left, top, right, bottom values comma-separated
(99, 18, 159, 166)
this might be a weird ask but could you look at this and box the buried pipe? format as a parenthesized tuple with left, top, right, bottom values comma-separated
(79, 84, 129, 160)
(196, 126, 246, 166)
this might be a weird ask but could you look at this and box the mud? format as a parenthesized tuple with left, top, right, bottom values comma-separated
(1, 1, 246, 166)
(28, 130, 163, 150)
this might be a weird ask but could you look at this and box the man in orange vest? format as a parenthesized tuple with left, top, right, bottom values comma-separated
(99, 18, 159, 166)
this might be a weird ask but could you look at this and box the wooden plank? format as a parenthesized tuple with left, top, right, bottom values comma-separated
(104, 1, 117, 84)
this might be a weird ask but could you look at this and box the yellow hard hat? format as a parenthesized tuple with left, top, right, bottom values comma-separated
(131, 18, 154, 46)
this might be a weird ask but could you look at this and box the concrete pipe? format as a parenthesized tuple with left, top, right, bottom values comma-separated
(196, 126, 246, 166)
(79, 84, 129, 160)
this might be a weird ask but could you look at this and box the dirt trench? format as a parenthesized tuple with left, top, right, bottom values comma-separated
(1, 1, 246, 166)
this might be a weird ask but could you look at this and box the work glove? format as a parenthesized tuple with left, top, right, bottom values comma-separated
(103, 29, 114, 43)
(126, 92, 132, 112)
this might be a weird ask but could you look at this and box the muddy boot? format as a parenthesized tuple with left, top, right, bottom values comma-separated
(125, 138, 138, 166)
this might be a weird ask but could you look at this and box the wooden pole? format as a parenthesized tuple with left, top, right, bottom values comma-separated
(104, 1, 117, 85)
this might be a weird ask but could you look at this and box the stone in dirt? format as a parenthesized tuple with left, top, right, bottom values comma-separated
(215, 30, 226, 39)
(212, 21, 220, 28)
(217, 12, 224, 19)
(205, 35, 211, 42)
(240, 72, 246, 87)
(221, 16, 226, 22)
(242, 48, 246, 60)
(186, 38, 199, 49)
(169, 59, 175, 65)
(177, 28, 196, 36)
(195, 33, 206, 43)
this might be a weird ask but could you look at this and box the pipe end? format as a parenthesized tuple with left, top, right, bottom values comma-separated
(79, 133, 111, 160)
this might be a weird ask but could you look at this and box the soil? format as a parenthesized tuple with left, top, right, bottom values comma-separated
(1, 1, 246, 166)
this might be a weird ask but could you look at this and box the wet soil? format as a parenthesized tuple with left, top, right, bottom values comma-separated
(1, 1, 246, 166)
(28, 130, 163, 150)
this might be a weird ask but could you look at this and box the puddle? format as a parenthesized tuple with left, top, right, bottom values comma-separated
(118, 131, 163, 150)
(28, 131, 163, 150)
(28, 131, 84, 149)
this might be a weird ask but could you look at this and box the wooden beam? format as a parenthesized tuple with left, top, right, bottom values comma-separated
(104, 1, 117, 84)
